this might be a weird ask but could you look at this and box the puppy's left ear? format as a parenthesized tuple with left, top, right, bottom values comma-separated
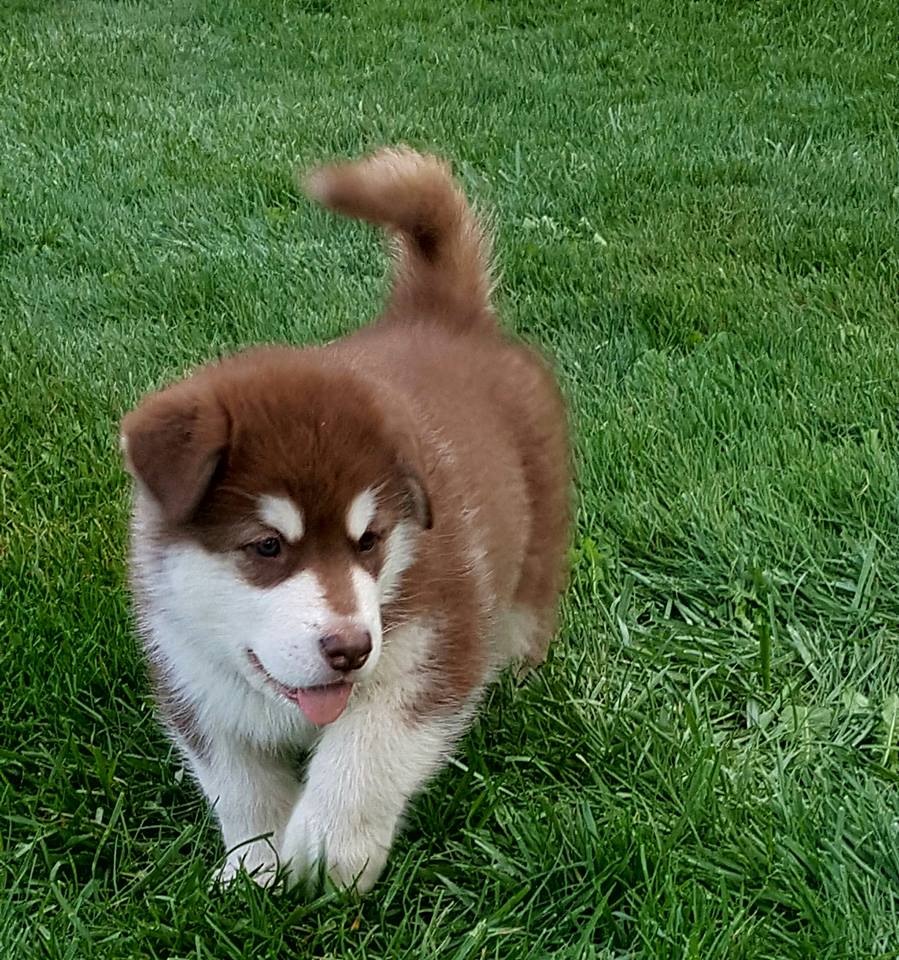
(381, 399, 433, 530)
(397, 461, 433, 530)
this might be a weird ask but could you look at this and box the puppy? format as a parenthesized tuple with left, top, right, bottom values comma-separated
(121, 147, 571, 893)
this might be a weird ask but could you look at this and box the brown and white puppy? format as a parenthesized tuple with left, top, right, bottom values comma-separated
(121, 147, 571, 893)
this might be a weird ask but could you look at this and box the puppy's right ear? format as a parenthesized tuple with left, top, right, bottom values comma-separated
(120, 382, 228, 525)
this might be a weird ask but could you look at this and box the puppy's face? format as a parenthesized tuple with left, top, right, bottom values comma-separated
(122, 350, 431, 725)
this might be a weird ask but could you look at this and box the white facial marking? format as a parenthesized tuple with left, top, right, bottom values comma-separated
(378, 521, 417, 604)
(258, 494, 304, 543)
(346, 488, 377, 541)
(144, 535, 389, 736)
(159, 546, 333, 687)
(351, 566, 383, 669)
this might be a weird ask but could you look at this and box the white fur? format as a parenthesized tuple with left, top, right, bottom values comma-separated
(378, 520, 417, 604)
(352, 566, 382, 664)
(346, 487, 377, 540)
(281, 702, 454, 891)
(195, 740, 300, 887)
(258, 494, 304, 542)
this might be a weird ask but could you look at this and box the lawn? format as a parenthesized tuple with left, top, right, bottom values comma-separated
(2, 0, 899, 956)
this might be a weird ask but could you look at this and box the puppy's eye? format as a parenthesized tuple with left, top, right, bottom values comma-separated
(357, 530, 379, 553)
(254, 536, 282, 558)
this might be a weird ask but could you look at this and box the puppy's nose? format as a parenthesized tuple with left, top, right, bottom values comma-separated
(319, 628, 372, 673)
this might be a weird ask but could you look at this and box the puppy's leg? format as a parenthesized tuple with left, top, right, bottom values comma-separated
(185, 741, 300, 887)
(281, 703, 462, 894)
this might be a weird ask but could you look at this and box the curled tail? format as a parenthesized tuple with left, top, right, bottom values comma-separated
(303, 146, 495, 334)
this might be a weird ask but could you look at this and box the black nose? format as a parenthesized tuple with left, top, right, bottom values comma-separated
(319, 629, 372, 673)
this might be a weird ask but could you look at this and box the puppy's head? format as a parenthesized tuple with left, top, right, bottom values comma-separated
(121, 348, 431, 725)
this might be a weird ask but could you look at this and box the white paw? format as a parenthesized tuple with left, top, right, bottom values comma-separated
(281, 804, 392, 895)
(215, 840, 282, 890)
(324, 829, 390, 894)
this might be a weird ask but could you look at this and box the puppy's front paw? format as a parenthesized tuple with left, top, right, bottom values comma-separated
(281, 804, 391, 895)
(325, 828, 391, 894)
(215, 840, 281, 890)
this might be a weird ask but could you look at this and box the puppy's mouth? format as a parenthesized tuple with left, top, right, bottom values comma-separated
(247, 650, 352, 725)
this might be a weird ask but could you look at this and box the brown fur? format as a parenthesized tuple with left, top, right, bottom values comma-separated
(123, 146, 570, 719)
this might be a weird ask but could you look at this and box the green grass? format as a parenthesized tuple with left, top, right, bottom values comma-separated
(2, 0, 899, 956)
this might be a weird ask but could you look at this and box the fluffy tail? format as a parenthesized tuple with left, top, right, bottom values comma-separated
(303, 147, 495, 333)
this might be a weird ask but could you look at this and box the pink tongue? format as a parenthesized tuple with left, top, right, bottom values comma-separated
(293, 684, 353, 725)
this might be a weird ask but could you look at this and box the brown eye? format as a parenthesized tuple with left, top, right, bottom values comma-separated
(255, 536, 282, 558)
(357, 530, 379, 553)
